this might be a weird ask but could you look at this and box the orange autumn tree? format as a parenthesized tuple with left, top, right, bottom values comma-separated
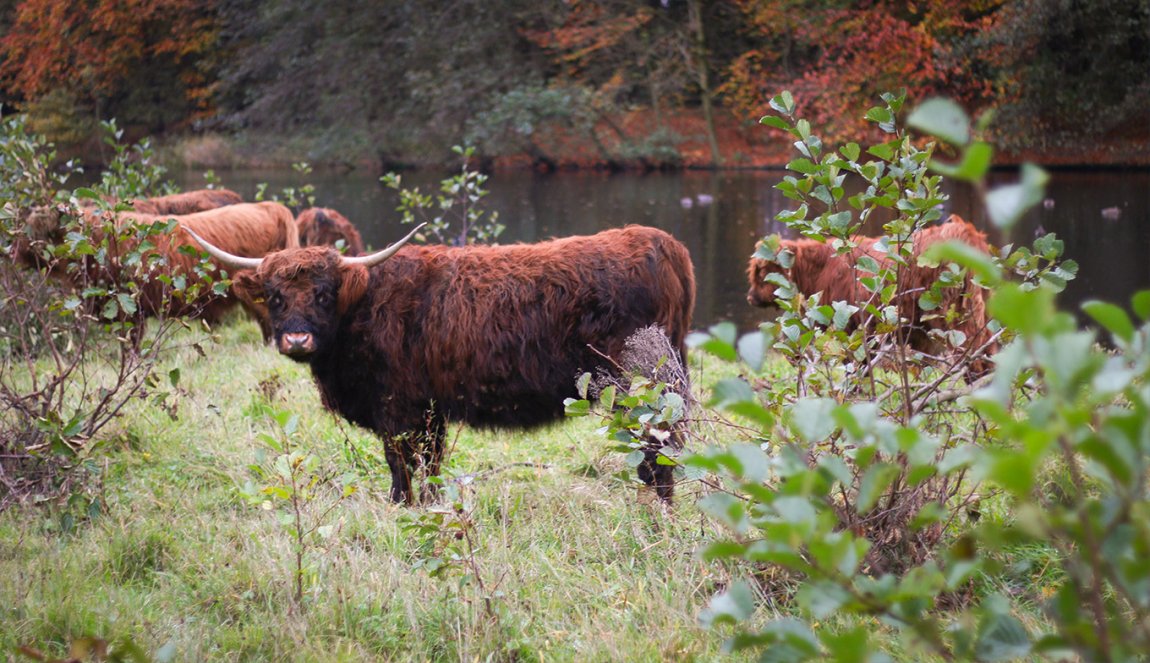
(723, 0, 1007, 143)
(0, 0, 220, 137)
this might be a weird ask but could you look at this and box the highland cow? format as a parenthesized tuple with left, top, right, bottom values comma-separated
(187, 225, 696, 503)
(15, 201, 298, 330)
(296, 207, 365, 255)
(129, 188, 244, 215)
(747, 215, 996, 378)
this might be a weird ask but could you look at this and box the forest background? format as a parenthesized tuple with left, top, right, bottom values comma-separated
(0, 0, 1147, 172)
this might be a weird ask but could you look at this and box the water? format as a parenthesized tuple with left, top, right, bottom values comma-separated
(177, 168, 1150, 332)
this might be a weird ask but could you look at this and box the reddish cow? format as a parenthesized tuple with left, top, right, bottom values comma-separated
(16, 202, 297, 331)
(188, 225, 696, 503)
(295, 207, 365, 255)
(747, 215, 996, 378)
(129, 188, 244, 215)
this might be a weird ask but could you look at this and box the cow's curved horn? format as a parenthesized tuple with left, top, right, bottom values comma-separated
(341, 223, 425, 267)
(182, 225, 264, 270)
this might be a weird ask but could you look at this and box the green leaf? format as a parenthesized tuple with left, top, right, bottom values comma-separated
(730, 443, 770, 484)
(986, 164, 1049, 230)
(576, 372, 591, 399)
(820, 627, 870, 663)
(931, 141, 994, 181)
(599, 384, 616, 410)
(975, 609, 1032, 662)
(699, 580, 755, 627)
(798, 580, 851, 620)
(74, 187, 101, 200)
(865, 106, 893, 127)
(921, 240, 1003, 285)
(788, 398, 837, 442)
(769, 91, 795, 116)
(907, 98, 970, 146)
(1132, 290, 1150, 321)
(737, 330, 766, 372)
(710, 378, 757, 410)
(700, 540, 746, 561)
(1082, 300, 1134, 343)
(725, 401, 775, 429)
(867, 140, 898, 162)
(698, 492, 749, 534)
(563, 398, 590, 416)
(116, 293, 138, 316)
(760, 115, 791, 132)
(857, 463, 900, 513)
(989, 284, 1054, 335)
(787, 158, 818, 175)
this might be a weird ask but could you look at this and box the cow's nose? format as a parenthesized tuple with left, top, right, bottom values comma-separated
(280, 332, 315, 356)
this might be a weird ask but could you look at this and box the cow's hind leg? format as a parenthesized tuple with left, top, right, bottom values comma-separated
(382, 414, 447, 505)
(637, 443, 675, 502)
(417, 416, 447, 504)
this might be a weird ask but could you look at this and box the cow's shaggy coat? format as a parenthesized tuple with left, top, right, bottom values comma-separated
(129, 188, 244, 215)
(206, 226, 696, 503)
(15, 201, 298, 328)
(296, 208, 365, 256)
(747, 215, 996, 378)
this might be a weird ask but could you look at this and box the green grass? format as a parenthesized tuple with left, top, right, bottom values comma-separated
(0, 318, 749, 661)
(0, 315, 1071, 662)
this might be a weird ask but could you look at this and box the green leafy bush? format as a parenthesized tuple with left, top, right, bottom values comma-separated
(680, 92, 1148, 662)
(382, 145, 504, 246)
(0, 116, 211, 512)
(239, 403, 357, 605)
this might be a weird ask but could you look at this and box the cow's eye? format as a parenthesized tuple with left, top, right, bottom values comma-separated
(315, 291, 332, 306)
(268, 293, 284, 308)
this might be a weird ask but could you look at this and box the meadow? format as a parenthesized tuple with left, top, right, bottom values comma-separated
(1, 315, 759, 661)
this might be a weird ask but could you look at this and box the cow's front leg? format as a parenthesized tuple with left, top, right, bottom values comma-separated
(384, 435, 415, 504)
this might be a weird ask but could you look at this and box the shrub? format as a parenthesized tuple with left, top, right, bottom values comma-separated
(682, 92, 1142, 661)
(0, 116, 212, 512)
(382, 145, 505, 247)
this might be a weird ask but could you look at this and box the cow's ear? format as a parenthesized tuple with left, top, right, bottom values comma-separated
(231, 271, 264, 307)
(337, 263, 369, 314)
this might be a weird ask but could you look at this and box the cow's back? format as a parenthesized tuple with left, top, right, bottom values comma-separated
(326, 226, 695, 431)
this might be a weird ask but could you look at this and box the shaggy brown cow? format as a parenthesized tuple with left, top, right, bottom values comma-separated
(296, 207, 365, 255)
(15, 202, 298, 330)
(187, 225, 696, 503)
(747, 215, 996, 377)
(129, 188, 244, 215)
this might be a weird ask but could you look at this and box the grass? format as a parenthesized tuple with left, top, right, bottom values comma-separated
(0, 312, 1072, 662)
(0, 317, 751, 662)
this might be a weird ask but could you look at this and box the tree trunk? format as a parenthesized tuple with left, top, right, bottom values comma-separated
(687, 0, 721, 166)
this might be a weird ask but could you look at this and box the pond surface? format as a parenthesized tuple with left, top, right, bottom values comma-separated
(177, 168, 1150, 332)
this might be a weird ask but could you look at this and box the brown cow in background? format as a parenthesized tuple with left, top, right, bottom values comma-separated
(747, 215, 996, 378)
(129, 188, 244, 215)
(13, 201, 298, 333)
(187, 225, 696, 503)
(296, 207, 365, 255)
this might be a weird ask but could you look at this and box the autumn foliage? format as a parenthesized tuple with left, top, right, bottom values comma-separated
(722, 0, 1007, 142)
(0, 0, 220, 128)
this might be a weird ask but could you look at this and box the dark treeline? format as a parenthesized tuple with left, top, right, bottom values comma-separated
(0, 0, 1146, 168)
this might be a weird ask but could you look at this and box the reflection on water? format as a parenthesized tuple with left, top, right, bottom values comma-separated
(177, 168, 1149, 332)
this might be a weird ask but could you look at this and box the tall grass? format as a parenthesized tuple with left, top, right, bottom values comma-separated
(0, 316, 744, 661)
